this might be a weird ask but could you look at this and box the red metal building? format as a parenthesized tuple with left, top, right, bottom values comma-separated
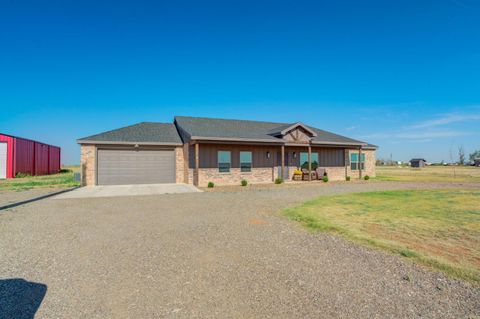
(0, 133, 61, 179)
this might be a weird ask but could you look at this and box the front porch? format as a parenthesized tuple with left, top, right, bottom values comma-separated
(188, 142, 371, 187)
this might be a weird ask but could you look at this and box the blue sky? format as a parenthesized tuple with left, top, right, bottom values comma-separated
(1, 0, 479, 164)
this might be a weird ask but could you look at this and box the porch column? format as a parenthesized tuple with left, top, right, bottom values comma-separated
(281, 145, 285, 180)
(344, 149, 348, 178)
(194, 143, 199, 186)
(358, 148, 362, 179)
(308, 145, 312, 181)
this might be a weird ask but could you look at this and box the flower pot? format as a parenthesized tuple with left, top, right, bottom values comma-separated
(292, 175, 302, 181)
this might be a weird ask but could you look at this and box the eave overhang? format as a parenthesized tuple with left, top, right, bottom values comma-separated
(76, 140, 183, 146)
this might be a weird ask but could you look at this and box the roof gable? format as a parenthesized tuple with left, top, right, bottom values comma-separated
(268, 122, 317, 138)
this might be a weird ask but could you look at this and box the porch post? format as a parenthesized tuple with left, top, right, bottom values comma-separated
(194, 143, 199, 186)
(358, 147, 362, 179)
(308, 145, 312, 181)
(344, 149, 348, 179)
(281, 145, 285, 180)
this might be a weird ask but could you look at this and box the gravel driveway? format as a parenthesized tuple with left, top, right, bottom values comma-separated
(0, 181, 479, 318)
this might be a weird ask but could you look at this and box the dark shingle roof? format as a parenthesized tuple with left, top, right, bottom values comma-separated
(77, 122, 182, 145)
(175, 116, 373, 147)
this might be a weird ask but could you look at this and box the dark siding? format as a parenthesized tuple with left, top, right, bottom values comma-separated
(190, 144, 345, 169)
(317, 148, 345, 167)
(191, 144, 277, 169)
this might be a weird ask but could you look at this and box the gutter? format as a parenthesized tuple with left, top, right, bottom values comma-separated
(76, 140, 183, 146)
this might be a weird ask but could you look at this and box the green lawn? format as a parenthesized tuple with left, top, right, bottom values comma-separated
(284, 189, 480, 283)
(0, 166, 80, 191)
(376, 165, 480, 183)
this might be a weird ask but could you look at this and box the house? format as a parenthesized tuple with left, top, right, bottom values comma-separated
(77, 116, 377, 186)
(474, 159, 480, 167)
(410, 158, 427, 168)
(0, 133, 61, 179)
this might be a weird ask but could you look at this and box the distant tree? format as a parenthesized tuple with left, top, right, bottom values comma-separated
(470, 149, 480, 161)
(458, 146, 465, 165)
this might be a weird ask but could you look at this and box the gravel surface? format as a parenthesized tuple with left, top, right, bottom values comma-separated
(0, 181, 479, 318)
(0, 188, 70, 208)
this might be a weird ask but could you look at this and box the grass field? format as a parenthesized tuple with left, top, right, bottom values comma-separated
(0, 166, 80, 191)
(376, 165, 480, 183)
(284, 189, 480, 283)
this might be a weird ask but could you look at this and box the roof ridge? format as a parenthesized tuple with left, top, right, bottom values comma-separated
(140, 121, 174, 125)
(174, 115, 289, 126)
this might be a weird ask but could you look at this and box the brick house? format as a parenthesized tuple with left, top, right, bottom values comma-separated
(77, 116, 377, 186)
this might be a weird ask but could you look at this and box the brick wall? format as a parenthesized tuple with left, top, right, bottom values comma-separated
(80, 144, 96, 186)
(197, 167, 274, 187)
(346, 149, 376, 179)
(175, 146, 185, 183)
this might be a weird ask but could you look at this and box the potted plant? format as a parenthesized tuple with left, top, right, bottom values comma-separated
(292, 169, 303, 181)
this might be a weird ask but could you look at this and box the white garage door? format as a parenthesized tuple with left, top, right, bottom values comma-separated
(0, 142, 6, 179)
(97, 149, 176, 185)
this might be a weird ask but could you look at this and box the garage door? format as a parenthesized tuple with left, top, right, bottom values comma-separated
(97, 149, 175, 185)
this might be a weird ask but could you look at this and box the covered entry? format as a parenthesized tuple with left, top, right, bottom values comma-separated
(97, 148, 175, 185)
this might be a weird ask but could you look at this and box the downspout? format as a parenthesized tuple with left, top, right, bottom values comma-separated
(358, 147, 362, 179)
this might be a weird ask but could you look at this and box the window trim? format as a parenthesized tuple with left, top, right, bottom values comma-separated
(218, 150, 231, 173)
(240, 151, 253, 173)
(350, 153, 365, 170)
(300, 151, 319, 168)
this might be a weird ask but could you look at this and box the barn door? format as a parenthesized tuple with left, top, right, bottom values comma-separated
(0, 142, 7, 179)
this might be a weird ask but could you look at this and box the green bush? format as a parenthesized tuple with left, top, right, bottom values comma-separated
(241, 179, 248, 186)
(346, 176, 351, 181)
(207, 182, 215, 188)
(15, 172, 30, 178)
(274, 177, 283, 184)
(322, 176, 329, 183)
(364, 175, 370, 180)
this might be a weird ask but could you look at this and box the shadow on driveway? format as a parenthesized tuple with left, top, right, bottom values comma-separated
(0, 278, 47, 319)
(0, 187, 77, 211)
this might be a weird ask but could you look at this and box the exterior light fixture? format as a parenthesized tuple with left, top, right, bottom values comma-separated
(266, 151, 270, 159)
(293, 152, 296, 159)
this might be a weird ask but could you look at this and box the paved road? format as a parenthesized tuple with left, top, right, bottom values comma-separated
(0, 181, 478, 318)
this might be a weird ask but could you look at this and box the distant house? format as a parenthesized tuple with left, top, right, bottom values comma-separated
(410, 158, 427, 168)
(474, 158, 480, 167)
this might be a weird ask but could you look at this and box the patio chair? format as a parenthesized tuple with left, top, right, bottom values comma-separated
(315, 168, 327, 180)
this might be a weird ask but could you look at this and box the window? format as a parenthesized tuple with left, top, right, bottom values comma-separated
(300, 152, 319, 170)
(350, 153, 365, 170)
(218, 151, 231, 173)
(240, 151, 252, 172)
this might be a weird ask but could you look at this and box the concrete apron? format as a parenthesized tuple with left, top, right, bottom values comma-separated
(54, 183, 202, 199)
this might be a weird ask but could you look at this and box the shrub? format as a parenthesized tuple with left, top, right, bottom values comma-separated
(15, 172, 30, 178)
(322, 176, 329, 183)
(346, 176, 351, 181)
(364, 175, 370, 180)
(207, 182, 215, 188)
(274, 177, 283, 184)
(241, 179, 248, 186)
(293, 169, 302, 176)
